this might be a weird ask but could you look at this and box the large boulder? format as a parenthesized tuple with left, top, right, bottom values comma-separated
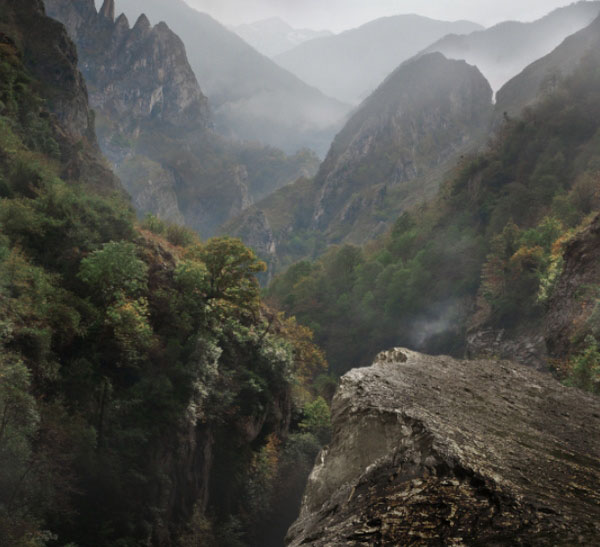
(287, 349, 600, 545)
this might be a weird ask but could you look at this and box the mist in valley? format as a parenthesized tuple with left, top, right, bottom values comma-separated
(4, 1, 599, 546)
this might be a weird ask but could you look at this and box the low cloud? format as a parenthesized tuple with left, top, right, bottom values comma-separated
(183, 0, 576, 32)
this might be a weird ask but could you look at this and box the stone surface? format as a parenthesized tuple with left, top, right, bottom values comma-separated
(287, 348, 600, 546)
(45, 0, 209, 134)
(466, 328, 548, 371)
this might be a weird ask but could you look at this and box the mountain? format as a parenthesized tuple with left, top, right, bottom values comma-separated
(274, 15, 483, 104)
(227, 53, 493, 272)
(46, 0, 321, 237)
(48, 0, 210, 132)
(424, 0, 600, 91)
(96, 0, 350, 155)
(266, 39, 600, 378)
(287, 349, 600, 546)
(233, 17, 332, 58)
(496, 13, 600, 118)
(311, 53, 492, 237)
(0, 0, 121, 194)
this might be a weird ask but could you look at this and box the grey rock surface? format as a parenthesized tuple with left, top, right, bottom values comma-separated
(287, 348, 600, 546)
(45, 0, 210, 133)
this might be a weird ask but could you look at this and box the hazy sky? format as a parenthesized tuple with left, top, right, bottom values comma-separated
(183, 0, 577, 32)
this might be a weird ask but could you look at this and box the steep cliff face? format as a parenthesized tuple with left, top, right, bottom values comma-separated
(45, 0, 320, 239)
(0, 0, 121, 192)
(3, 0, 91, 141)
(46, 0, 209, 133)
(312, 53, 492, 237)
(101, 0, 350, 156)
(288, 349, 600, 545)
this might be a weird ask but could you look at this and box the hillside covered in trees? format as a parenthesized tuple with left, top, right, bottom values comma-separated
(0, 1, 330, 545)
(267, 43, 600, 384)
(2, 0, 600, 545)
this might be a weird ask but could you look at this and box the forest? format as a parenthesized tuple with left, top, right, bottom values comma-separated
(268, 52, 600, 386)
(1, 0, 600, 545)
(0, 19, 331, 546)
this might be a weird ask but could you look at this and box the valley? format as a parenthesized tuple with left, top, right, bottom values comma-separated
(0, 0, 599, 545)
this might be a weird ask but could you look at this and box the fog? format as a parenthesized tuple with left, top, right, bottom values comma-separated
(182, 0, 580, 32)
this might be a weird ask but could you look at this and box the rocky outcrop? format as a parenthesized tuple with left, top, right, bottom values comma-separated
(117, 156, 184, 224)
(0, 0, 121, 193)
(108, 0, 349, 155)
(466, 328, 548, 371)
(287, 349, 600, 545)
(45, 0, 209, 137)
(546, 214, 600, 360)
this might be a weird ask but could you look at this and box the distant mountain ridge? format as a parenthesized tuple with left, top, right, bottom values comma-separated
(496, 13, 600, 118)
(226, 53, 494, 273)
(233, 17, 332, 57)
(424, 0, 600, 91)
(97, 0, 350, 155)
(274, 15, 483, 104)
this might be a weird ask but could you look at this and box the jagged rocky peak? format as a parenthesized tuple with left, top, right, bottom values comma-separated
(114, 12, 129, 30)
(287, 349, 600, 545)
(132, 13, 151, 34)
(99, 0, 115, 21)
(45, 0, 210, 133)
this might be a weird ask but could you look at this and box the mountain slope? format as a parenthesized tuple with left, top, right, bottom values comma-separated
(233, 17, 332, 58)
(275, 15, 482, 104)
(496, 13, 600, 118)
(98, 0, 350, 155)
(46, 0, 321, 237)
(227, 54, 493, 272)
(267, 43, 600, 377)
(424, 0, 600, 91)
(0, 0, 121, 194)
(0, 2, 328, 545)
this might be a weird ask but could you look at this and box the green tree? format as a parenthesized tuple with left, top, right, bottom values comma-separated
(299, 396, 331, 444)
(190, 238, 266, 315)
(78, 241, 148, 303)
(566, 336, 600, 394)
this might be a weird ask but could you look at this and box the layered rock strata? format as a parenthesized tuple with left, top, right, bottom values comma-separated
(287, 348, 600, 545)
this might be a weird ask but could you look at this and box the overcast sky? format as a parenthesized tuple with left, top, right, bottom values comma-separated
(183, 0, 577, 32)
